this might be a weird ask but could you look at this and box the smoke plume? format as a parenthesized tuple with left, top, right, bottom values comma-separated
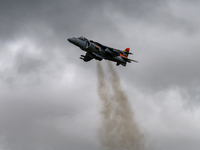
(97, 61, 145, 150)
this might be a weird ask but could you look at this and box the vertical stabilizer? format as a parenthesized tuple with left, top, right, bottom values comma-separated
(124, 48, 130, 57)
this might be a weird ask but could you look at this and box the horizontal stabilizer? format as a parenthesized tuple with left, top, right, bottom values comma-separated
(124, 52, 133, 55)
(123, 57, 138, 63)
(129, 59, 138, 63)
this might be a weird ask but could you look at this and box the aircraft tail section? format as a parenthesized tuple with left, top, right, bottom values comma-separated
(122, 48, 138, 63)
(123, 48, 133, 57)
(124, 48, 130, 53)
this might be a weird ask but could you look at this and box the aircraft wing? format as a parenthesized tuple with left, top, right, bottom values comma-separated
(92, 52, 105, 59)
(91, 41, 118, 53)
(128, 59, 138, 63)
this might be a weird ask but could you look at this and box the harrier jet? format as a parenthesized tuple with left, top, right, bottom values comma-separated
(68, 36, 138, 66)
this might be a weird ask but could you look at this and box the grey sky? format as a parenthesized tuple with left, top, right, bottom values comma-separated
(0, 0, 200, 150)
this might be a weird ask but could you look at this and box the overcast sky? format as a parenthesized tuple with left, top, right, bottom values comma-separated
(0, 0, 200, 150)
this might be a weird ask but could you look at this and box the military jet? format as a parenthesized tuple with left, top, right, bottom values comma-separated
(68, 36, 138, 66)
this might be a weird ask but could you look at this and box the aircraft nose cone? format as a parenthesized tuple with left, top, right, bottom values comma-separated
(68, 38, 78, 46)
(67, 38, 73, 43)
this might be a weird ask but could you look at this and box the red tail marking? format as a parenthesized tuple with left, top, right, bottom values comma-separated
(124, 48, 130, 52)
(121, 48, 130, 58)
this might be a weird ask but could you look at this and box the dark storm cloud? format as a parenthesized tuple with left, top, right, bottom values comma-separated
(0, 0, 108, 41)
(1, 0, 198, 42)
(107, 0, 198, 34)
(100, 0, 200, 92)
(0, 0, 118, 70)
(0, 0, 200, 150)
(0, 1, 104, 149)
(0, 0, 45, 40)
(2, 0, 195, 42)
(129, 47, 200, 91)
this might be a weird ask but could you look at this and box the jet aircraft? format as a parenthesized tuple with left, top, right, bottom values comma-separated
(68, 36, 138, 66)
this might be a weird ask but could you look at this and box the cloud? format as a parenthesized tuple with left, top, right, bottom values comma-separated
(0, 0, 200, 150)
(105, 0, 199, 34)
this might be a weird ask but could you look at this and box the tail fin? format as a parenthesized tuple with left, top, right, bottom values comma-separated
(124, 48, 130, 53)
(123, 48, 131, 57)
(123, 48, 138, 63)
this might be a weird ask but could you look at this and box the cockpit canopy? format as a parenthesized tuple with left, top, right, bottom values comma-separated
(78, 36, 87, 41)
